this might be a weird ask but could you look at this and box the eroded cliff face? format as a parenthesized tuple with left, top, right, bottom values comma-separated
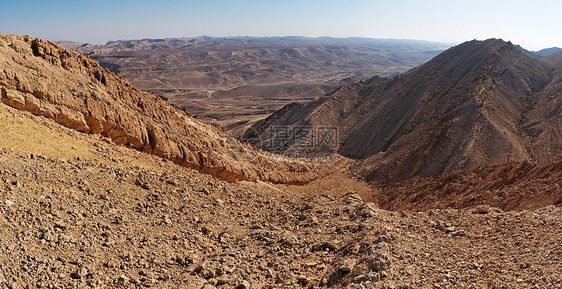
(0, 34, 325, 184)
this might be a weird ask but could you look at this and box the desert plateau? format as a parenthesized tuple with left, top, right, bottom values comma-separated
(66, 37, 448, 136)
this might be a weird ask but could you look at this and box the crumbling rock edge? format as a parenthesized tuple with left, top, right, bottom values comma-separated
(0, 34, 326, 184)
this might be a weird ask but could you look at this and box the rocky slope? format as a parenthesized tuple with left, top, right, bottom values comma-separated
(248, 39, 562, 184)
(0, 34, 325, 184)
(67, 37, 449, 134)
(1, 101, 561, 288)
(377, 160, 562, 211)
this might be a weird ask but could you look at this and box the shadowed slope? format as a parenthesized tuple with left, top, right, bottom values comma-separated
(249, 39, 559, 184)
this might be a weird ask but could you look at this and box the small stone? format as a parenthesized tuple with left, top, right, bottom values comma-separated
(118, 274, 129, 282)
(339, 259, 356, 272)
(217, 275, 230, 285)
(449, 230, 465, 238)
(312, 243, 324, 251)
(72, 267, 88, 279)
(237, 280, 250, 289)
(194, 261, 208, 273)
(473, 205, 490, 214)
(369, 257, 388, 272)
(201, 226, 211, 235)
(296, 275, 309, 284)
(4, 200, 14, 206)
(357, 202, 377, 217)
(106, 258, 119, 268)
(343, 193, 362, 204)
(325, 241, 341, 251)
(302, 261, 317, 268)
(41, 231, 56, 242)
(357, 272, 380, 283)
(445, 226, 456, 233)
(376, 235, 390, 244)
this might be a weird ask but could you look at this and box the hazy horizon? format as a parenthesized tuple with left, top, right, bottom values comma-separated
(2, 0, 561, 51)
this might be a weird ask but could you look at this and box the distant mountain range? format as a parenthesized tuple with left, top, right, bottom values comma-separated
(534, 47, 562, 56)
(248, 39, 562, 184)
(59, 36, 451, 135)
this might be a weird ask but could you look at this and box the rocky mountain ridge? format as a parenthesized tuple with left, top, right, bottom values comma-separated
(0, 34, 325, 184)
(248, 39, 562, 184)
(543, 50, 562, 73)
(534, 46, 562, 56)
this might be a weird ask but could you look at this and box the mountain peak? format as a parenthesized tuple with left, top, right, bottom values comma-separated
(248, 38, 558, 184)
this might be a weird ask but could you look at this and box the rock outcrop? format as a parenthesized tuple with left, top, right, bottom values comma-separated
(0, 34, 325, 184)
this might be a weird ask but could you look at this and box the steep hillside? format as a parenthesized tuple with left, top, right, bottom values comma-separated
(0, 34, 325, 184)
(248, 39, 560, 184)
(68, 37, 449, 134)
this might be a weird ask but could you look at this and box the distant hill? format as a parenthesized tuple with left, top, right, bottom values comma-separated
(247, 39, 562, 184)
(55, 40, 86, 50)
(534, 47, 562, 56)
(67, 36, 450, 135)
(542, 50, 562, 73)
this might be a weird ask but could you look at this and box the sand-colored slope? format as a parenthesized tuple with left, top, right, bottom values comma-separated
(378, 160, 562, 211)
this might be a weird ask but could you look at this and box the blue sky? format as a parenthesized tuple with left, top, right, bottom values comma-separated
(1, 0, 560, 50)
